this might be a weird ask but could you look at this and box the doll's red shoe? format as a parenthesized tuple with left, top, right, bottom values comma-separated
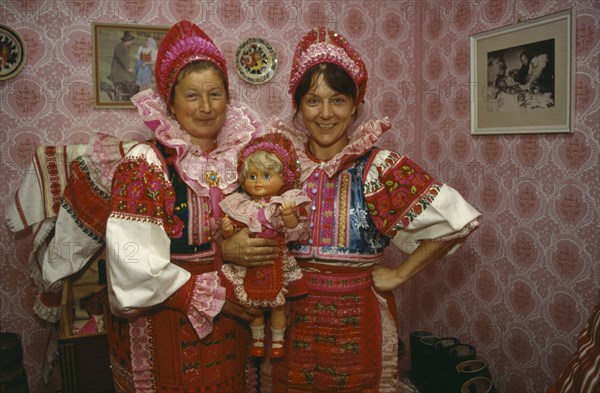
(250, 338, 264, 357)
(270, 340, 286, 358)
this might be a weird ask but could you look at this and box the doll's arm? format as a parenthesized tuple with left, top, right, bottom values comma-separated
(221, 215, 235, 238)
(279, 200, 299, 229)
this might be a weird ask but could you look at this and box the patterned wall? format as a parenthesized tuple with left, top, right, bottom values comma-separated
(0, 1, 598, 392)
(394, 1, 599, 392)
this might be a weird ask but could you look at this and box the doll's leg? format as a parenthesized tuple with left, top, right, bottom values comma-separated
(270, 304, 286, 358)
(250, 314, 265, 357)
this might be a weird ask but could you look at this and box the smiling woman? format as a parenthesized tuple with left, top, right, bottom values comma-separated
(168, 63, 228, 151)
(299, 72, 357, 160)
(103, 20, 267, 392)
(256, 26, 481, 393)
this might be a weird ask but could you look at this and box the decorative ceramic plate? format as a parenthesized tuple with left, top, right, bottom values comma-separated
(0, 23, 27, 81)
(235, 38, 277, 84)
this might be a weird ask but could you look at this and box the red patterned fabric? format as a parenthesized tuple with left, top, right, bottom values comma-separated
(266, 266, 386, 392)
(36, 146, 70, 216)
(111, 155, 184, 239)
(243, 254, 285, 301)
(62, 158, 111, 239)
(364, 152, 440, 236)
(108, 262, 251, 393)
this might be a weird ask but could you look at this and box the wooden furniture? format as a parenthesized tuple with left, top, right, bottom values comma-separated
(58, 258, 114, 393)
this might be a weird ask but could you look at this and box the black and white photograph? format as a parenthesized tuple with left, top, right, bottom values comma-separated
(486, 39, 555, 113)
(471, 9, 574, 134)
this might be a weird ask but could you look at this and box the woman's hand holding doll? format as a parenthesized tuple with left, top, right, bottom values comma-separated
(219, 133, 310, 358)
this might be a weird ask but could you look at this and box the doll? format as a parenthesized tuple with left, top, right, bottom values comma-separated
(219, 133, 310, 358)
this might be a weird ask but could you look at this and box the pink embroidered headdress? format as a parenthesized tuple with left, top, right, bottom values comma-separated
(288, 27, 368, 107)
(155, 20, 228, 105)
(238, 133, 301, 193)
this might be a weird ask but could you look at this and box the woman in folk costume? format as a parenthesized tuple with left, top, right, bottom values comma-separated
(219, 133, 310, 359)
(105, 20, 267, 392)
(255, 27, 482, 392)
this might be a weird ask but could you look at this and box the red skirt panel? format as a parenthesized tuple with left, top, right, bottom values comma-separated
(108, 261, 252, 393)
(262, 266, 399, 392)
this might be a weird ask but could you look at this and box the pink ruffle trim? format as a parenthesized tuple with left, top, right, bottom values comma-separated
(267, 117, 391, 182)
(187, 272, 226, 339)
(131, 89, 263, 196)
(130, 316, 154, 392)
(219, 189, 311, 234)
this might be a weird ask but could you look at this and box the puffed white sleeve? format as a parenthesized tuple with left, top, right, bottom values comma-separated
(106, 143, 190, 315)
(106, 143, 225, 338)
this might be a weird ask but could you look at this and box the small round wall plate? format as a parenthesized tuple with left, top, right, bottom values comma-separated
(0, 23, 27, 81)
(235, 38, 277, 84)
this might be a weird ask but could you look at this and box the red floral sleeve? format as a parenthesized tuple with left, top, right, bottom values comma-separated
(363, 150, 441, 238)
(110, 153, 184, 238)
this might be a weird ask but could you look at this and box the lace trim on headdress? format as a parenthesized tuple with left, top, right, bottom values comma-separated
(290, 42, 362, 91)
(288, 27, 368, 105)
(131, 89, 263, 196)
(267, 117, 391, 182)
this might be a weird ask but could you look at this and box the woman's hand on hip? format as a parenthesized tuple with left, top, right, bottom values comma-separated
(371, 265, 404, 292)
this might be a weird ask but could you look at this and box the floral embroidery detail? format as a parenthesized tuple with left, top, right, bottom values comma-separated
(364, 152, 439, 236)
(111, 154, 184, 238)
(337, 174, 350, 247)
(391, 183, 441, 232)
(363, 151, 400, 194)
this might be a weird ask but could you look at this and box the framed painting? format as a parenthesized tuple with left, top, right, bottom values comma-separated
(470, 9, 575, 135)
(93, 23, 168, 109)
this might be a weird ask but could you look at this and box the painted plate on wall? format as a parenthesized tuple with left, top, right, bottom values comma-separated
(0, 23, 27, 81)
(235, 38, 277, 84)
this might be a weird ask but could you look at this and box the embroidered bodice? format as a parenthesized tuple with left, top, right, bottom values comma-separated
(267, 117, 481, 266)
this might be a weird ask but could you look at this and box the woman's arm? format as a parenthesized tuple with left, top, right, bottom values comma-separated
(372, 238, 458, 292)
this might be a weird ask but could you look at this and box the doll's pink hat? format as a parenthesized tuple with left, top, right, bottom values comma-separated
(155, 20, 228, 105)
(238, 133, 301, 193)
(288, 27, 368, 107)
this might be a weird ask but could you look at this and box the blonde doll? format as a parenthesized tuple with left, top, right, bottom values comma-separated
(220, 133, 310, 358)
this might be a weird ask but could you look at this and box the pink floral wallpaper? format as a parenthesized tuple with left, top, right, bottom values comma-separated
(1, 1, 598, 392)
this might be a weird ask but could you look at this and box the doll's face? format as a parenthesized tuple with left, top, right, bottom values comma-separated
(243, 165, 284, 198)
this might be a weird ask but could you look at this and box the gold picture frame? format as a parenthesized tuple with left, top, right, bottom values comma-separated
(470, 9, 575, 135)
(92, 23, 168, 109)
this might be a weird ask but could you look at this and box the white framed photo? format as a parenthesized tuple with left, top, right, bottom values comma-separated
(470, 9, 575, 135)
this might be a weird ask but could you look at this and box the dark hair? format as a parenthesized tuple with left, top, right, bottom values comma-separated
(292, 63, 360, 125)
(169, 60, 229, 104)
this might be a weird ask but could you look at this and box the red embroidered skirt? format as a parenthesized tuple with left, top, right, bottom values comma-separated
(262, 265, 398, 392)
(107, 262, 252, 393)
